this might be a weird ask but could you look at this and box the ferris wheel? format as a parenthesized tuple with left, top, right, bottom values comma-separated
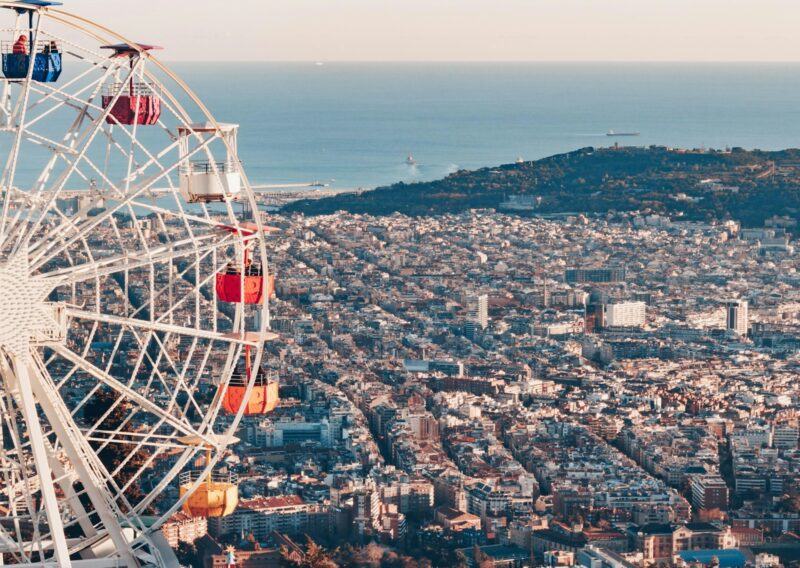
(0, 1, 278, 566)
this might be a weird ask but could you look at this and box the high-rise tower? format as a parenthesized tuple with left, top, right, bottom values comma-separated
(725, 299, 748, 337)
(466, 294, 489, 329)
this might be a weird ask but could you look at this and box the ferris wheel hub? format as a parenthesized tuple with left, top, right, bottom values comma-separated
(0, 249, 63, 360)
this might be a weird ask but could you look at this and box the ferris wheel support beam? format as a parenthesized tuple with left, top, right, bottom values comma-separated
(10, 358, 72, 567)
(0, 364, 42, 563)
(27, 355, 141, 567)
(42, 437, 99, 546)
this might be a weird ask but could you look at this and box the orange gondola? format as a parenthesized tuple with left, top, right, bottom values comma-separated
(179, 470, 238, 518)
(221, 365, 279, 416)
(178, 443, 238, 518)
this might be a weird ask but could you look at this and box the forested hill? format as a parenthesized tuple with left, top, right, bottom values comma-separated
(284, 146, 800, 228)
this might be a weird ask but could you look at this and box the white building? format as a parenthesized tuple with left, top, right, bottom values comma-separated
(578, 545, 637, 568)
(605, 301, 646, 328)
(731, 425, 772, 449)
(254, 419, 332, 448)
(207, 495, 322, 540)
(772, 424, 799, 450)
(725, 299, 748, 337)
(466, 294, 489, 329)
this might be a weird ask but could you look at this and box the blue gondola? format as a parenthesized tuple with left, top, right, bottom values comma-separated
(1, 1, 63, 82)
(2, 50, 61, 81)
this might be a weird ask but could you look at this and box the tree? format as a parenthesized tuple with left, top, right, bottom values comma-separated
(472, 544, 494, 568)
(281, 536, 338, 568)
(82, 388, 151, 510)
(175, 541, 200, 568)
(454, 550, 470, 568)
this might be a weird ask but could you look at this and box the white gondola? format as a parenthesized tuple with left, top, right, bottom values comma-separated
(178, 121, 242, 203)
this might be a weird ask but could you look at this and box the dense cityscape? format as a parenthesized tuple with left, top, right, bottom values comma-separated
(3, 4, 800, 568)
(156, 206, 800, 567)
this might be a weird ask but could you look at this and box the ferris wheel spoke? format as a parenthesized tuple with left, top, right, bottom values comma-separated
(22, 75, 110, 197)
(22, 87, 103, 142)
(127, 258, 230, 327)
(5, 56, 145, 255)
(42, 229, 235, 281)
(9, 56, 146, 256)
(104, 247, 218, 325)
(16, 127, 81, 156)
(26, 81, 185, 200)
(28, 134, 221, 271)
(63, 339, 216, 520)
(72, 345, 193, 448)
(49, 344, 216, 446)
(23, 61, 115, 128)
(97, 321, 235, 463)
(0, 19, 45, 247)
(84, 429, 200, 450)
(129, 198, 239, 229)
(0, 70, 122, 251)
(65, 308, 272, 346)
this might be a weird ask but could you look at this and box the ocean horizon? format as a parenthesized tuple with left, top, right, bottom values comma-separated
(12, 62, 800, 194)
(165, 62, 800, 192)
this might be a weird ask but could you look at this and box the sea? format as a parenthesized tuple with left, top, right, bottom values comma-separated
(169, 62, 800, 191)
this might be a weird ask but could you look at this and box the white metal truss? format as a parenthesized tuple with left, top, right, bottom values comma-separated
(0, 2, 273, 566)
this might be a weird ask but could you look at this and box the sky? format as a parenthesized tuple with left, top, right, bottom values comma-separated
(67, 0, 800, 62)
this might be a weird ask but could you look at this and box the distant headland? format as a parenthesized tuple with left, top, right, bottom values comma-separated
(284, 146, 800, 230)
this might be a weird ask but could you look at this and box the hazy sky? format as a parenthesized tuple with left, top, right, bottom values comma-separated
(70, 0, 800, 62)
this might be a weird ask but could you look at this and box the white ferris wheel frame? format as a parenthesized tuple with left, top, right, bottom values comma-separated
(0, 2, 274, 566)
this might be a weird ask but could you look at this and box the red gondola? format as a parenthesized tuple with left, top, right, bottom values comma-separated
(100, 43, 162, 126)
(102, 82, 161, 125)
(216, 262, 275, 305)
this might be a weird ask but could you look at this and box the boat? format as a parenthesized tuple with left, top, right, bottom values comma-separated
(406, 154, 416, 166)
(310, 181, 329, 187)
(607, 130, 640, 137)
